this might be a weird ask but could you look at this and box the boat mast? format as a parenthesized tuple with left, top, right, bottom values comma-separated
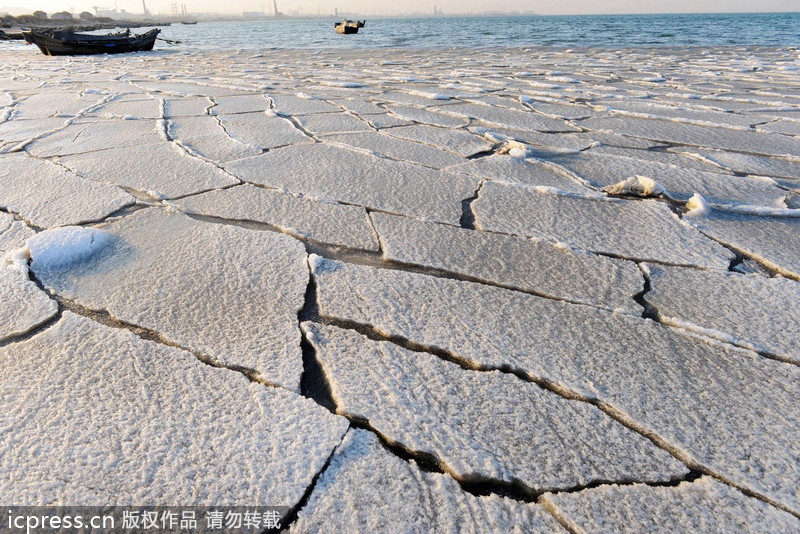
(142, 0, 150, 15)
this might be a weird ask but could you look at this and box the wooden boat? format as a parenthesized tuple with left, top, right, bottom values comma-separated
(22, 28, 160, 56)
(334, 20, 365, 34)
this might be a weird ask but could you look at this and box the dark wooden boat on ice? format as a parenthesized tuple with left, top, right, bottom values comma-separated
(22, 28, 160, 56)
(334, 20, 365, 34)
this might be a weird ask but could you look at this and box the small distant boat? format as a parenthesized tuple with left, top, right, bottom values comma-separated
(22, 28, 160, 56)
(334, 20, 365, 35)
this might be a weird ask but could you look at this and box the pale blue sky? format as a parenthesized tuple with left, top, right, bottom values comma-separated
(2, 0, 797, 17)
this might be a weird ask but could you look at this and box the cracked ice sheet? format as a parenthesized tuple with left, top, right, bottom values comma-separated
(644, 265, 800, 363)
(311, 257, 800, 514)
(294, 113, 372, 135)
(224, 143, 477, 224)
(0, 154, 133, 228)
(290, 429, 563, 534)
(175, 184, 379, 251)
(0, 260, 58, 343)
(545, 151, 786, 206)
(0, 212, 35, 255)
(216, 112, 312, 150)
(303, 322, 686, 492)
(686, 210, 800, 280)
(669, 147, 800, 185)
(0, 311, 348, 505)
(473, 182, 733, 269)
(323, 131, 465, 169)
(438, 102, 580, 132)
(383, 124, 494, 158)
(448, 156, 593, 193)
(56, 142, 239, 199)
(543, 477, 800, 534)
(371, 213, 642, 313)
(579, 116, 800, 157)
(30, 209, 309, 392)
(26, 118, 164, 158)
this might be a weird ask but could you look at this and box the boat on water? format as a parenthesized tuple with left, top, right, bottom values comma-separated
(334, 20, 365, 35)
(22, 28, 160, 56)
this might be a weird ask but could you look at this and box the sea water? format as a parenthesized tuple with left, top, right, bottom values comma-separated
(145, 12, 800, 51)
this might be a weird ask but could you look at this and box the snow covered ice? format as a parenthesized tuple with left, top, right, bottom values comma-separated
(1, 44, 799, 530)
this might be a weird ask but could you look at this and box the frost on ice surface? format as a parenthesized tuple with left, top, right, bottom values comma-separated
(291, 429, 564, 534)
(645, 265, 800, 363)
(31, 209, 309, 392)
(311, 259, 800, 514)
(0, 154, 133, 228)
(175, 184, 379, 251)
(224, 143, 478, 225)
(0, 259, 58, 343)
(303, 322, 687, 492)
(294, 113, 372, 135)
(0, 312, 348, 505)
(543, 477, 800, 534)
(686, 209, 800, 280)
(28, 226, 115, 271)
(216, 112, 312, 150)
(26, 119, 164, 158)
(473, 181, 734, 268)
(384, 124, 493, 158)
(371, 212, 643, 313)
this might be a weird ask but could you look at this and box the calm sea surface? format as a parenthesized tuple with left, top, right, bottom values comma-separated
(151, 12, 799, 51)
(3, 12, 799, 52)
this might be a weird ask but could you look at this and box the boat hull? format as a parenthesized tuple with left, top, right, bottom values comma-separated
(23, 29, 160, 56)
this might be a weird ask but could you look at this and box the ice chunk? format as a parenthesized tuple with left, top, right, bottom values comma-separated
(473, 182, 734, 268)
(543, 477, 800, 533)
(56, 142, 239, 199)
(271, 93, 340, 114)
(385, 103, 469, 128)
(303, 322, 687, 492)
(208, 94, 271, 115)
(684, 193, 710, 218)
(291, 429, 563, 533)
(31, 209, 309, 392)
(175, 184, 379, 251)
(438, 102, 579, 132)
(602, 175, 666, 198)
(0, 312, 348, 505)
(311, 259, 800, 514)
(0, 213, 35, 255)
(686, 209, 800, 280)
(645, 265, 800, 363)
(372, 213, 642, 312)
(0, 154, 133, 228)
(224, 143, 478, 225)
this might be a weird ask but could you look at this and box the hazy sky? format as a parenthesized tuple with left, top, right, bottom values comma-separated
(2, 0, 797, 17)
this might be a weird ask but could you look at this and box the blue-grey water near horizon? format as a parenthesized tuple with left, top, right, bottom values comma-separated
(5, 13, 799, 51)
(160, 13, 800, 50)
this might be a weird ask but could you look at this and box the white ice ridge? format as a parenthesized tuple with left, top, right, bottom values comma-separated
(302, 322, 687, 492)
(30, 209, 309, 392)
(543, 477, 800, 533)
(0, 312, 348, 505)
(291, 429, 563, 533)
(310, 257, 800, 514)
